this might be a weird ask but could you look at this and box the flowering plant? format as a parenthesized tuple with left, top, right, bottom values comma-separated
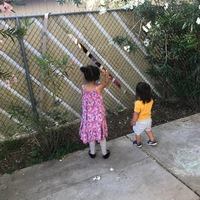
(0, 17, 32, 83)
(0, 1, 13, 12)
(94, 0, 199, 107)
(112, 36, 137, 53)
(0, 0, 14, 13)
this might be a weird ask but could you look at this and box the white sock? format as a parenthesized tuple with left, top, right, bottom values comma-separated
(89, 141, 95, 154)
(100, 139, 107, 155)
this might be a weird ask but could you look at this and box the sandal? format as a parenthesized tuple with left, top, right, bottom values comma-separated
(103, 150, 110, 159)
(88, 150, 96, 158)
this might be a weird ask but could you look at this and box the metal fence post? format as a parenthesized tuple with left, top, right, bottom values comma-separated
(15, 17, 37, 114)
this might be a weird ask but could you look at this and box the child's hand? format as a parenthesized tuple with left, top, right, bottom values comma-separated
(101, 69, 107, 75)
(131, 120, 136, 126)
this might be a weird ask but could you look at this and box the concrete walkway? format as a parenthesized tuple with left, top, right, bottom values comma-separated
(0, 114, 200, 200)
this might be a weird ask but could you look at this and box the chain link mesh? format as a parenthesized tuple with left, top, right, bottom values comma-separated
(0, 10, 155, 138)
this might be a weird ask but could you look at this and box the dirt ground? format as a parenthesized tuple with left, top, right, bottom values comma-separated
(107, 99, 198, 140)
(0, 99, 198, 175)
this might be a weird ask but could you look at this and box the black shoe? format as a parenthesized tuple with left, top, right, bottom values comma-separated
(133, 140, 142, 148)
(147, 140, 157, 146)
(103, 150, 110, 159)
(88, 150, 96, 158)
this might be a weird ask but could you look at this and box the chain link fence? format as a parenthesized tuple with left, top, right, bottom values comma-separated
(0, 10, 156, 139)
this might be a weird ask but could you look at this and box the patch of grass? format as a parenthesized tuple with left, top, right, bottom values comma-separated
(49, 141, 87, 160)
(26, 140, 87, 165)
(0, 125, 87, 174)
(0, 139, 23, 161)
(0, 151, 7, 161)
(0, 127, 87, 175)
(6, 167, 15, 175)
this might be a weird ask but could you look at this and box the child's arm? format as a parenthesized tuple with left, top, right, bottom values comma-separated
(131, 112, 139, 126)
(97, 69, 109, 93)
(102, 69, 109, 86)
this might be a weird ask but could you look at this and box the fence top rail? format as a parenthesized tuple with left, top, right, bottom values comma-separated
(0, 8, 125, 20)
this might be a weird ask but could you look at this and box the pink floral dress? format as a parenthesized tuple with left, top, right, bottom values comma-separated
(79, 85, 108, 144)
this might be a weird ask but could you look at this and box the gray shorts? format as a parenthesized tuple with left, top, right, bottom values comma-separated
(133, 118, 152, 135)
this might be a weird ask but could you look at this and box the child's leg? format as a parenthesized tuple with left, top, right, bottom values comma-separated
(136, 134, 141, 144)
(100, 139, 107, 155)
(89, 141, 96, 155)
(145, 118, 156, 142)
(145, 130, 156, 142)
(133, 122, 142, 144)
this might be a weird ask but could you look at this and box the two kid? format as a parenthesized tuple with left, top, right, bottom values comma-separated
(79, 65, 157, 159)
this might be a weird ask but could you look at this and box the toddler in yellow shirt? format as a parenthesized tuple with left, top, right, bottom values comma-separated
(131, 82, 157, 147)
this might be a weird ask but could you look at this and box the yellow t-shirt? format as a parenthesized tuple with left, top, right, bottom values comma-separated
(134, 99, 153, 121)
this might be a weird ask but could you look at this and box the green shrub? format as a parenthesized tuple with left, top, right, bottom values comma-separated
(7, 54, 75, 157)
(134, 1, 200, 108)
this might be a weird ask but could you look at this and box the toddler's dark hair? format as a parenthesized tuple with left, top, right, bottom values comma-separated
(136, 82, 152, 104)
(80, 65, 100, 81)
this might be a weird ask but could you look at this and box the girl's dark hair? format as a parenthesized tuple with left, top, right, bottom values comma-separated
(80, 65, 100, 82)
(136, 82, 152, 104)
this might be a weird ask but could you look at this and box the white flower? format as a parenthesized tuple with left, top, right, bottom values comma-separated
(142, 25, 149, 33)
(12, 74, 18, 83)
(85, 0, 99, 10)
(124, 45, 130, 52)
(196, 17, 200, 25)
(134, 0, 139, 7)
(129, 4, 134, 9)
(4, 80, 11, 87)
(123, 4, 129, 9)
(124, 46, 128, 51)
(199, 5, 200, 9)
(146, 21, 152, 29)
(128, 0, 145, 6)
(99, 8, 107, 14)
(126, 46, 130, 52)
(100, 0, 106, 5)
(123, 1, 135, 9)
(109, 40, 114, 45)
(155, 21, 160, 28)
(164, 3, 168, 10)
(143, 39, 150, 47)
(140, 0, 145, 4)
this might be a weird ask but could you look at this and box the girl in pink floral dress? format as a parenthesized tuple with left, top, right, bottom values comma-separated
(79, 65, 110, 159)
